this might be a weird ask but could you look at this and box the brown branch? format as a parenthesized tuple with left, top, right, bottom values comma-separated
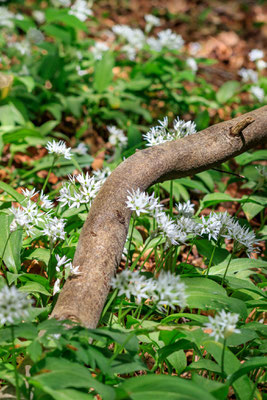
(51, 106, 267, 328)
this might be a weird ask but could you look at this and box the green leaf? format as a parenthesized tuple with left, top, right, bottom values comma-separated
(0, 182, 24, 202)
(19, 281, 51, 296)
(40, 388, 94, 400)
(182, 277, 247, 319)
(127, 125, 142, 148)
(14, 76, 35, 92)
(3, 128, 42, 144)
(189, 359, 221, 373)
(201, 192, 240, 207)
(42, 24, 72, 44)
(196, 171, 214, 191)
(39, 120, 59, 136)
(30, 358, 115, 400)
(93, 52, 114, 93)
(235, 150, 267, 166)
(227, 357, 266, 386)
(195, 110, 210, 130)
(27, 339, 43, 363)
(176, 178, 209, 194)
(216, 81, 240, 104)
(242, 195, 266, 220)
(116, 374, 217, 400)
(204, 341, 254, 400)
(209, 258, 267, 276)
(195, 239, 229, 265)
(0, 213, 23, 273)
(125, 79, 152, 91)
(167, 350, 187, 374)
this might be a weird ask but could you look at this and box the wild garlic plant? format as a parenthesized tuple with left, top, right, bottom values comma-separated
(124, 187, 260, 286)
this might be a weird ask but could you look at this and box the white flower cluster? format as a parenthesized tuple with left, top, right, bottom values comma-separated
(46, 140, 73, 160)
(126, 188, 162, 217)
(238, 68, 258, 83)
(250, 86, 265, 102)
(69, 0, 93, 21)
(91, 42, 109, 60)
(10, 200, 47, 236)
(72, 142, 88, 155)
(112, 24, 146, 60)
(112, 24, 184, 60)
(0, 6, 23, 28)
(42, 216, 66, 242)
(186, 57, 198, 72)
(111, 270, 187, 311)
(126, 188, 259, 256)
(203, 310, 240, 341)
(226, 220, 260, 256)
(176, 200, 195, 217)
(8, 40, 31, 56)
(143, 116, 197, 146)
(0, 285, 33, 326)
(144, 14, 161, 33)
(55, 254, 81, 277)
(9, 191, 66, 242)
(107, 125, 128, 149)
(249, 48, 264, 62)
(58, 170, 109, 209)
(147, 29, 184, 52)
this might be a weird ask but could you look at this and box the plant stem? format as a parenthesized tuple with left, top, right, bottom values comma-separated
(11, 326, 20, 400)
(0, 231, 12, 274)
(42, 155, 57, 193)
(169, 181, 173, 217)
(125, 215, 136, 268)
(221, 251, 234, 286)
(221, 338, 227, 380)
(205, 237, 220, 278)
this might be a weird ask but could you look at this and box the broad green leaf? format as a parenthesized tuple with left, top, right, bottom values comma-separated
(196, 171, 214, 191)
(235, 150, 267, 166)
(204, 341, 254, 400)
(176, 177, 209, 194)
(195, 239, 229, 265)
(195, 109, 210, 130)
(216, 81, 240, 104)
(241, 195, 266, 220)
(182, 277, 247, 318)
(209, 258, 267, 276)
(40, 388, 94, 400)
(189, 359, 221, 373)
(93, 52, 114, 93)
(227, 357, 267, 386)
(3, 128, 42, 144)
(30, 358, 114, 400)
(201, 192, 240, 207)
(191, 374, 228, 400)
(42, 24, 72, 44)
(167, 350, 187, 374)
(116, 374, 217, 400)
(125, 79, 152, 91)
(0, 213, 22, 273)
(0, 181, 24, 202)
(39, 120, 59, 136)
(19, 281, 51, 296)
(15, 76, 35, 92)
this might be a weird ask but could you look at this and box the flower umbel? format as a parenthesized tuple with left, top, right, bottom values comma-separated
(0, 286, 33, 326)
(46, 140, 73, 160)
(203, 310, 240, 341)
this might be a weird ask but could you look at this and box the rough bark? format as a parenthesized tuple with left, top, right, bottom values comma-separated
(51, 106, 267, 328)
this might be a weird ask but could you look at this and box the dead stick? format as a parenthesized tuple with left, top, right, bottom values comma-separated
(52, 106, 267, 328)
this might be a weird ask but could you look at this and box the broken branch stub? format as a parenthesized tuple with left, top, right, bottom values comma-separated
(52, 106, 267, 328)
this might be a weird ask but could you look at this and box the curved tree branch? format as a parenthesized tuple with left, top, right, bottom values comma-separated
(52, 106, 267, 328)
